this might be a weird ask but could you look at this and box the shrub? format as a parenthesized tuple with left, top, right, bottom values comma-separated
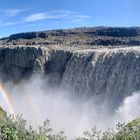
(0, 110, 140, 140)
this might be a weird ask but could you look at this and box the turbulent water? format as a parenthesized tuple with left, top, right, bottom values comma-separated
(1, 46, 140, 137)
(61, 47, 140, 108)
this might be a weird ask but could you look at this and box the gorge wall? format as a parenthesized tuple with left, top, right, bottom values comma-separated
(0, 45, 140, 109)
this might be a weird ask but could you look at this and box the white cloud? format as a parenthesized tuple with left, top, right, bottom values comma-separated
(68, 15, 90, 22)
(0, 22, 18, 27)
(25, 13, 46, 22)
(4, 9, 26, 16)
(25, 10, 90, 23)
(0, 10, 90, 28)
(25, 11, 69, 22)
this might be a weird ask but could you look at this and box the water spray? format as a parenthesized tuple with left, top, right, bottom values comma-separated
(0, 81, 15, 115)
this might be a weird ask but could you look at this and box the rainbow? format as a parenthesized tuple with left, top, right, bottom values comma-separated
(0, 82, 15, 115)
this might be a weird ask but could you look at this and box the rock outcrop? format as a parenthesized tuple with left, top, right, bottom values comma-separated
(0, 46, 48, 81)
(1, 27, 140, 46)
(0, 46, 73, 84)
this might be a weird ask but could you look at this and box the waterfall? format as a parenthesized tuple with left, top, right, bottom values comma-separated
(61, 47, 140, 108)
(1, 46, 140, 109)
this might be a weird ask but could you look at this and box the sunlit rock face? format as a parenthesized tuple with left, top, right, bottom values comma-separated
(0, 46, 72, 83)
(1, 27, 140, 46)
(0, 46, 49, 81)
(0, 46, 140, 108)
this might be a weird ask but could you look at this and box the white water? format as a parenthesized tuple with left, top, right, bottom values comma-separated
(0, 77, 140, 138)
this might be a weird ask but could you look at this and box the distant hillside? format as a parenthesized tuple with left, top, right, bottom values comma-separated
(1, 27, 140, 46)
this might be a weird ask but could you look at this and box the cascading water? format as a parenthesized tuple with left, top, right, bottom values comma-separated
(61, 47, 140, 109)
(1, 46, 140, 110)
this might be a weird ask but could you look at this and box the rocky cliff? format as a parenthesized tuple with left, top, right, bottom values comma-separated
(0, 46, 73, 83)
(0, 46, 48, 81)
(0, 45, 140, 109)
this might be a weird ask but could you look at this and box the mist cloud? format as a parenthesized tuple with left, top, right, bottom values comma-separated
(0, 77, 140, 138)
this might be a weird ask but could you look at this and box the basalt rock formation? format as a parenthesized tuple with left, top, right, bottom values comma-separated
(1, 27, 140, 46)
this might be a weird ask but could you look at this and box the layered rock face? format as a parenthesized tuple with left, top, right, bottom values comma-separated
(1, 27, 140, 46)
(0, 46, 72, 83)
(0, 45, 140, 108)
(0, 46, 49, 81)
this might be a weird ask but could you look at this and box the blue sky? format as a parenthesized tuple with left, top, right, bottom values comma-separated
(0, 0, 139, 37)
